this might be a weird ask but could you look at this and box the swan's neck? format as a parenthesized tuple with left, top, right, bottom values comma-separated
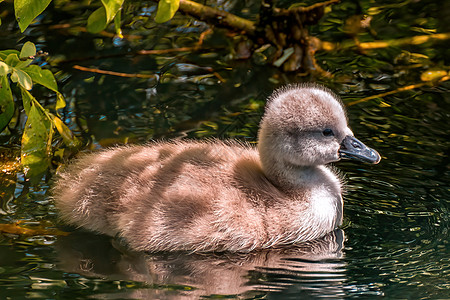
(260, 153, 339, 190)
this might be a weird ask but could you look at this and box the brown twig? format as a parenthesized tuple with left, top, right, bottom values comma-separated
(73, 65, 158, 78)
(73, 60, 226, 83)
(198, 28, 213, 44)
(212, 72, 226, 83)
(58, 29, 214, 65)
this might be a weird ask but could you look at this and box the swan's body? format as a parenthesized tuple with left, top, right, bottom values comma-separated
(53, 84, 380, 252)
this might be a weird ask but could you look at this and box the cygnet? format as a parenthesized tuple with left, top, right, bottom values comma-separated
(53, 83, 380, 252)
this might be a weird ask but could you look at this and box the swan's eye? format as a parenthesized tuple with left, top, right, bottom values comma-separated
(322, 129, 334, 137)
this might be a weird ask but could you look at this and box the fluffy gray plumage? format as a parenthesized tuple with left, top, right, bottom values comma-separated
(53, 83, 379, 252)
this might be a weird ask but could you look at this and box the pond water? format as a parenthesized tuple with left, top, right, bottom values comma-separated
(0, 0, 449, 299)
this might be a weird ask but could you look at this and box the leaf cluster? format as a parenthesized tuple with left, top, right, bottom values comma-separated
(7, 0, 180, 34)
(1, 0, 181, 180)
(0, 42, 80, 179)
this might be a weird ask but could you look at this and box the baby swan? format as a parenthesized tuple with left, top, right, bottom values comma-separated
(53, 83, 380, 253)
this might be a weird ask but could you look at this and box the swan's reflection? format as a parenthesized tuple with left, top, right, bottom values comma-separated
(55, 229, 346, 299)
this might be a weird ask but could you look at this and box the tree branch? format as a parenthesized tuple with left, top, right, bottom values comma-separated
(146, 0, 342, 73)
(178, 0, 256, 35)
(73, 65, 158, 78)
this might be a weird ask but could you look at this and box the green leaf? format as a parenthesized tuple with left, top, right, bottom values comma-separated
(17, 42, 36, 68)
(154, 0, 180, 23)
(14, 0, 52, 32)
(20, 41, 36, 59)
(15, 59, 32, 69)
(52, 114, 80, 148)
(0, 76, 15, 132)
(55, 92, 66, 112)
(21, 102, 52, 178)
(21, 87, 33, 115)
(114, 9, 123, 38)
(0, 61, 10, 76)
(23, 65, 58, 92)
(87, 7, 107, 33)
(0, 50, 20, 60)
(101, 0, 124, 23)
(11, 69, 33, 90)
(5, 53, 21, 67)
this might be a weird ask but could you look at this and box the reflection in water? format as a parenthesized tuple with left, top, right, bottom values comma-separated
(55, 230, 346, 299)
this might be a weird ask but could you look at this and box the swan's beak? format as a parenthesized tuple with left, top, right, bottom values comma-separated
(339, 135, 381, 164)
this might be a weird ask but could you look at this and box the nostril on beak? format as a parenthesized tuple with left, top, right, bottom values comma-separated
(339, 135, 380, 164)
(351, 140, 362, 149)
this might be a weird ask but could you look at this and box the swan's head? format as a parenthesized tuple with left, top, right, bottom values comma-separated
(258, 84, 380, 172)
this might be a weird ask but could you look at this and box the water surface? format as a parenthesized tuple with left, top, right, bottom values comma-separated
(0, 0, 449, 298)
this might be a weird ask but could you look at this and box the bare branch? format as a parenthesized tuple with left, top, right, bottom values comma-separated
(178, 0, 256, 35)
(73, 65, 158, 79)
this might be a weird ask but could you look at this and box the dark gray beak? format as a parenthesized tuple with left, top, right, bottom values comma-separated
(339, 135, 381, 164)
